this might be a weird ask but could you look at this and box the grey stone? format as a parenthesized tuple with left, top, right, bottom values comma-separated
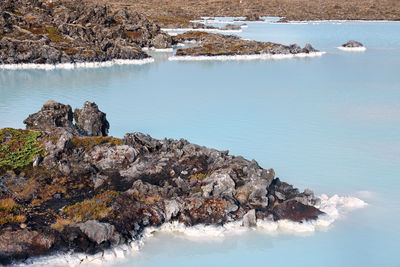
(342, 40, 364, 47)
(76, 220, 117, 245)
(242, 209, 256, 227)
(275, 191, 286, 201)
(86, 145, 138, 171)
(74, 101, 109, 136)
(164, 199, 181, 221)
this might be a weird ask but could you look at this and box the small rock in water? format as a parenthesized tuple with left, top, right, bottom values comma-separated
(342, 40, 364, 47)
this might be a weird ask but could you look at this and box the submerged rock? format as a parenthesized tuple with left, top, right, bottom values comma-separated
(0, 100, 323, 264)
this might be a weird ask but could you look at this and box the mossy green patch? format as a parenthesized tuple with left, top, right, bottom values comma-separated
(63, 191, 119, 222)
(0, 128, 45, 173)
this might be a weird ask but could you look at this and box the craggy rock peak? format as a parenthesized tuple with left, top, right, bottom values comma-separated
(342, 40, 364, 47)
(173, 31, 319, 57)
(74, 101, 109, 137)
(23, 100, 109, 136)
(0, 101, 322, 264)
(0, 0, 172, 65)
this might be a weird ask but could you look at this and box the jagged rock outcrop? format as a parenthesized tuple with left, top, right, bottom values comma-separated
(173, 31, 319, 57)
(23, 100, 76, 133)
(342, 40, 364, 48)
(24, 100, 109, 136)
(74, 101, 109, 136)
(0, 0, 173, 65)
(0, 101, 323, 264)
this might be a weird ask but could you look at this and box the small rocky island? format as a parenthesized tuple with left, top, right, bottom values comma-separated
(0, 100, 323, 264)
(338, 40, 366, 51)
(172, 31, 320, 57)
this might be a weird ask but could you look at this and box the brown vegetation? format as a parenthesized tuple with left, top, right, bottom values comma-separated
(86, 0, 400, 27)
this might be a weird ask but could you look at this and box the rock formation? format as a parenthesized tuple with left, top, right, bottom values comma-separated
(0, 0, 172, 65)
(342, 40, 364, 48)
(0, 101, 322, 264)
(245, 14, 263, 21)
(173, 31, 319, 57)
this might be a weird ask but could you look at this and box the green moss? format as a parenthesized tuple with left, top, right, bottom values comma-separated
(0, 128, 45, 173)
(63, 191, 119, 222)
(72, 136, 123, 151)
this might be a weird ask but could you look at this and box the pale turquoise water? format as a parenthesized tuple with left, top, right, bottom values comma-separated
(1, 20, 400, 267)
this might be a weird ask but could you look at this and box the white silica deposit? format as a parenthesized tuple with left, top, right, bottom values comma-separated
(17, 194, 366, 267)
(337, 46, 367, 51)
(168, 52, 326, 61)
(0, 58, 155, 70)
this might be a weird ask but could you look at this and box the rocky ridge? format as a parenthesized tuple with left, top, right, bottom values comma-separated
(0, 0, 172, 65)
(173, 31, 319, 57)
(0, 100, 323, 264)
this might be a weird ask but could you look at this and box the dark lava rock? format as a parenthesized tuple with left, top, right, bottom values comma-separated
(173, 31, 320, 57)
(74, 101, 109, 137)
(23, 100, 75, 133)
(24, 100, 109, 137)
(0, 0, 173, 65)
(272, 200, 323, 222)
(0, 100, 324, 264)
(342, 40, 364, 48)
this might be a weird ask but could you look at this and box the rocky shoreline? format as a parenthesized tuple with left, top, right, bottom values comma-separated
(0, 100, 325, 265)
(0, 0, 172, 65)
(172, 31, 320, 57)
(98, 0, 400, 28)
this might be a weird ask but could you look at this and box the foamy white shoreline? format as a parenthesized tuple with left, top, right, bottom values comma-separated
(169, 52, 326, 61)
(18, 193, 366, 266)
(337, 46, 367, 51)
(0, 58, 155, 70)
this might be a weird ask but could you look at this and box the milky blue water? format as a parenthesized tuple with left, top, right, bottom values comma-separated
(1, 19, 400, 267)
